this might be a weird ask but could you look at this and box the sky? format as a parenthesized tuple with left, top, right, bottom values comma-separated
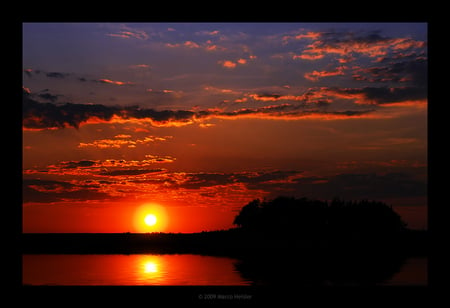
(22, 22, 428, 232)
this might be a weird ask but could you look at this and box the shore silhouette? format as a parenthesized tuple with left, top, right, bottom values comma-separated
(22, 196, 427, 256)
(22, 196, 427, 285)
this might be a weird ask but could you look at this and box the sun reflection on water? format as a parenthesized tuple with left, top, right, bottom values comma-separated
(137, 255, 166, 284)
(143, 260, 158, 273)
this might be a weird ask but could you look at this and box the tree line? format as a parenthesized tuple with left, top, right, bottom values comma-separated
(233, 196, 407, 237)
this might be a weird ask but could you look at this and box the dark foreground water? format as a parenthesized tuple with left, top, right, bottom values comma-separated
(22, 254, 427, 286)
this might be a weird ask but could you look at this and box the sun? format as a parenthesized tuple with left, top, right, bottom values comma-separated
(133, 203, 168, 232)
(144, 214, 157, 226)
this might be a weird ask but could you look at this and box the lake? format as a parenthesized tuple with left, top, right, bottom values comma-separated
(22, 254, 427, 286)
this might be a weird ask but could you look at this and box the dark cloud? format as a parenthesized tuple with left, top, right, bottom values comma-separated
(23, 93, 120, 129)
(176, 170, 302, 190)
(364, 87, 426, 104)
(235, 170, 300, 187)
(22, 89, 378, 130)
(256, 172, 427, 202)
(172, 170, 426, 204)
(353, 58, 427, 85)
(304, 30, 425, 57)
(177, 173, 232, 189)
(98, 169, 165, 176)
(328, 86, 426, 105)
(37, 93, 60, 102)
(23, 179, 111, 203)
(23, 69, 132, 86)
(24, 179, 76, 190)
(46, 72, 70, 79)
(124, 106, 196, 122)
(24, 69, 33, 78)
(59, 160, 97, 169)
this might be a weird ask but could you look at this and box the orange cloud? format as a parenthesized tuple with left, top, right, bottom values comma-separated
(282, 31, 322, 44)
(298, 32, 426, 61)
(78, 135, 172, 149)
(166, 40, 226, 52)
(247, 93, 306, 102)
(114, 134, 132, 139)
(184, 41, 200, 48)
(219, 60, 237, 69)
(304, 67, 346, 82)
(218, 56, 253, 69)
(144, 154, 177, 163)
(203, 86, 240, 95)
(237, 58, 247, 65)
(293, 53, 325, 60)
(78, 138, 135, 149)
(24, 158, 175, 178)
(98, 79, 134, 86)
(28, 84, 423, 131)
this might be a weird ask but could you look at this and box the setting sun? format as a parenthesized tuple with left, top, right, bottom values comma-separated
(133, 203, 168, 232)
(144, 214, 157, 226)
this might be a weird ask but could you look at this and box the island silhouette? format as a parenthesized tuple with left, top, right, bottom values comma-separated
(22, 196, 427, 285)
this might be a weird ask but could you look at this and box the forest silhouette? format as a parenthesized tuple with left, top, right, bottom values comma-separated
(22, 196, 427, 285)
(232, 196, 410, 253)
(229, 196, 425, 285)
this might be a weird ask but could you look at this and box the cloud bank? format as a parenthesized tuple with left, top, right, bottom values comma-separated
(23, 88, 379, 130)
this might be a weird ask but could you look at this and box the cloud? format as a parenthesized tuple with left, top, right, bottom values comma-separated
(23, 68, 136, 86)
(175, 170, 302, 190)
(129, 64, 151, 69)
(238, 171, 427, 201)
(97, 79, 135, 86)
(282, 31, 322, 44)
(24, 69, 33, 78)
(218, 60, 237, 69)
(297, 31, 426, 61)
(23, 179, 111, 203)
(78, 135, 171, 149)
(165, 39, 227, 52)
(37, 93, 60, 102)
(304, 66, 346, 82)
(46, 72, 70, 79)
(146, 89, 181, 96)
(216, 104, 376, 120)
(98, 169, 166, 176)
(58, 160, 97, 169)
(106, 26, 149, 40)
(352, 57, 427, 85)
(23, 166, 426, 207)
(78, 138, 136, 149)
(144, 154, 176, 163)
(323, 86, 427, 105)
(23, 88, 380, 130)
(24, 69, 69, 79)
(218, 56, 253, 69)
(195, 30, 220, 36)
(337, 159, 427, 171)
(293, 53, 324, 60)
(24, 158, 176, 177)
(23, 92, 120, 129)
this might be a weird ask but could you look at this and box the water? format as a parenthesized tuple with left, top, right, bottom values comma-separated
(22, 254, 427, 286)
(22, 254, 250, 286)
(381, 257, 427, 286)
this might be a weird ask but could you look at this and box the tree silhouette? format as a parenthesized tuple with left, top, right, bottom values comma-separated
(233, 196, 407, 239)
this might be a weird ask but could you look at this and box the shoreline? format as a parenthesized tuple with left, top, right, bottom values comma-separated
(21, 228, 428, 257)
